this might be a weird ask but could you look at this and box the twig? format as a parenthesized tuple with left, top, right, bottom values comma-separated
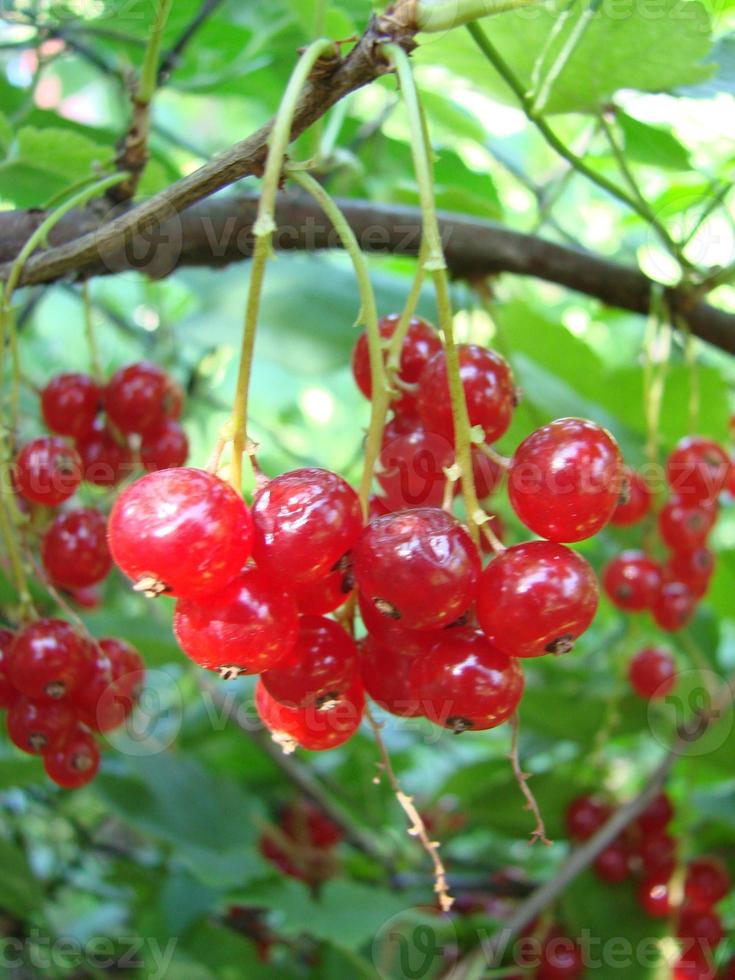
(508, 713, 551, 846)
(157, 0, 227, 84)
(366, 706, 454, 912)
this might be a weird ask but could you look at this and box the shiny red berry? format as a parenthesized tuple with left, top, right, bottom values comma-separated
(6, 698, 76, 754)
(64, 585, 102, 609)
(43, 727, 100, 788)
(537, 934, 584, 979)
(636, 792, 674, 834)
(565, 795, 611, 841)
(360, 635, 423, 717)
(173, 566, 298, 677)
(255, 676, 364, 752)
(652, 580, 696, 632)
(416, 344, 516, 445)
(377, 427, 453, 511)
(140, 418, 189, 471)
(76, 419, 133, 487)
(684, 857, 731, 910)
(41, 507, 111, 589)
(261, 616, 359, 710)
(476, 541, 598, 658)
(290, 569, 353, 616)
(0, 628, 17, 709)
(72, 637, 144, 732)
(358, 593, 442, 658)
(252, 468, 362, 587)
(8, 619, 89, 701)
(628, 647, 677, 700)
(602, 550, 662, 612)
(594, 842, 630, 883)
(677, 906, 724, 949)
(41, 372, 100, 440)
(637, 874, 673, 917)
(610, 467, 651, 526)
(659, 497, 716, 552)
(105, 361, 182, 434)
(409, 629, 523, 732)
(508, 418, 622, 542)
(667, 436, 730, 505)
(354, 508, 480, 631)
(13, 437, 82, 506)
(108, 468, 253, 599)
(352, 313, 442, 414)
(667, 547, 715, 597)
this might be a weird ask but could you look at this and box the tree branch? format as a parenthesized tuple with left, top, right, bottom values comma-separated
(1, 194, 733, 353)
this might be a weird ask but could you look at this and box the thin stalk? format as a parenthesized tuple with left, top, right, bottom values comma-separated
(416, 0, 541, 33)
(138, 0, 174, 103)
(530, 0, 602, 115)
(81, 281, 104, 382)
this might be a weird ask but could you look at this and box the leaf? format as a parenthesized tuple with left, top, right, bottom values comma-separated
(677, 33, 735, 96)
(0, 112, 12, 154)
(417, 0, 714, 114)
(177, 920, 281, 979)
(160, 868, 221, 935)
(0, 839, 44, 917)
(618, 113, 692, 170)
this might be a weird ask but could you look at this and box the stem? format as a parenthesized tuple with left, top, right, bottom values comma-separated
(385, 238, 429, 375)
(138, 0, 174, 103)
(288, 170, 386, 515)
(387, 43, 482, 544)
(416, 0, 541, 32)
(81, 281, 104, 382)
(228, 38, 338, 493)
(529, 0, 601, 115)
(508, 713, 551, 846)
(0, 421, 32, 617)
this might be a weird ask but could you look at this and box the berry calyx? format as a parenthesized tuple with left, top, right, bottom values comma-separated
(108, 467, 253, 600)
(602, 550, 662, 612)
(43, 727, 100, 788)
(353, 508, 480, 631)
(360, 635, 423, 717)
(290, 569, 353, 616)
(255, 676, 364, 752)
(13, 436, 82, 506)
(140, 418, 189, 472)
(105, 361, 182, 434)
(261, 615, 359, 710)
(416, 344, 516, 445)
(628, 647, 677, 700)
(251, 468, 363, 587)
(8, 619, 89, 701)
(6, 698, 76, 754)
(508, 417, 622, 542)
(476, 541, 599, 658)
(667, 436, 730, 505)
(409, 629, 524, 732)
(173, 566, 298, 676)
(41, 372, 101, 440)
(41, 507, 111, 589)
(610, 467, 651, 526)
(76, 419, 133, 487)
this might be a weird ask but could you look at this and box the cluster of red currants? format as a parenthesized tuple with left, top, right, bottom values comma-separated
(567, 792, 733, 978)
(106, 313, 632, 748)
(257, 798, 343, 886)
(0, 621, 143, 788)
(11, 361, 187, 600)
(603, 438, 730, 636)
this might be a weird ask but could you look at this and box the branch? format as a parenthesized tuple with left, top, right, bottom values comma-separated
(157, 0, 228, 84)
(2, 195, 733, 353)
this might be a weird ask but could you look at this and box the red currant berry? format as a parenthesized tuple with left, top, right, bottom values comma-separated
(352, 314, 442, 414)
(672, 953, 716, 980)
(416, 344, 516, 445)
(6, 698, 76, 754)
(0, 628, 17, 709)
(638, 831, 677, 874)
(476, 541, 598, 658)
(409, 629, 523, 732)
(652, 580, 696, 632)
(290, 569, 353, 616)
(252, 468, 362, 587)
(537, 934, 584, 980)
(377, 427, 453, 511)
(105, 361, 182, 434)
(667, 436, 730, 505)
(261, 616, 359, 710)
(637, 874, 673, 917)
(64, 585, 102, 609)
(255, 676, 364, 752)
(72, 637, 144, 732)
(13, 437, 82, 506)
(8, 619, 89, 701)
(678, 906, 725, 950)
(43, 727, 100, 788)
(471, 447, 504, 499)
(358, 593, 442, 657)
(667, 547, 715, 597)
(602, 550, 662, 612)
(594, 842, 630, 883)
(610, 467, 651, 526)
(684, 857, 731, 909)
(280, 798, 343, 848)
(76, 419, 133, 487)
(659, 497, 716, 552)
(41, 372, 100, 440)
(108, 468, 253, 599)
(636, 792, 674, 834)
(353, 508, 480, 631)
(565, 795, 612, 841)
(628, 647, 677, 700)
(173, 565, 298, 677)
(140, 418, 189, 471)
(508, 418, 622, 542)
(360, 635, 423, 717)
(41, 507, 111, 589)
(368, 494, 390, 520)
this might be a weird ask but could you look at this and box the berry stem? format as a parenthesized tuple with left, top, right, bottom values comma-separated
(287, 168, 387, 516)
(642, 287, 672, 469)
(385, 238, 429, 377)
(478, 442, 511, 469)
(81, 281, 104, 383)
(386, 43, 482, 544)
(228, 38, 338, 493)
(365, 705, 454, 912)
(508, 713, 551, 846)
(0, 425, 32, 619)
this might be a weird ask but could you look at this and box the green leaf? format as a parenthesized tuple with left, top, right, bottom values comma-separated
(160, 868, 221, 935)
(618, 113, 691, 170)
(0, 112, 12, 155)
(0, 839, 44, 917)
